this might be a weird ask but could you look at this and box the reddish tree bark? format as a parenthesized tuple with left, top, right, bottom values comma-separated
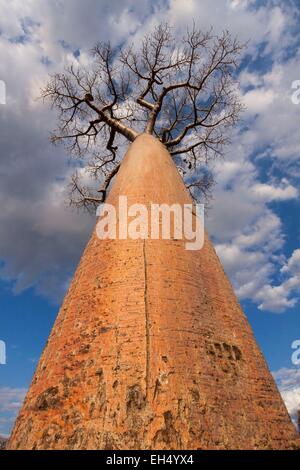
(7, 135, 299, 449)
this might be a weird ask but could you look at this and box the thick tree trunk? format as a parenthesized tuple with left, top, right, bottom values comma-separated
(8, 134, 299, 449)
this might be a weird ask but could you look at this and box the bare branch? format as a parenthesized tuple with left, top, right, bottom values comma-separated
(97, 163, 120, 200)
(68, 172, 103, 212)
(185, 171, 215, 205)
(42, 23, 243, 208)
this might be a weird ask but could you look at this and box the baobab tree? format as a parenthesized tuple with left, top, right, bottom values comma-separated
(9, 24, 300, 451)
(42, 23, 243, 209)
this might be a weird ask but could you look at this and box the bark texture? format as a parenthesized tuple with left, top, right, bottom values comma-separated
(8, 134, 300, 450)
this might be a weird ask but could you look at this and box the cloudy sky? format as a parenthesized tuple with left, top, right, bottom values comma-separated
(0, 0, 300, 437)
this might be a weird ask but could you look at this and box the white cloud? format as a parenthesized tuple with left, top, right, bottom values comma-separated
(243, 88, 276, 114)
(240, 59, 300, 166)
(254, 246, 300, 313)
(235, 212, 283, 249)
(0, 387, 27, 436)
(228, 0, 249, 11)
(204, 1, 300, 314)
(273, 368, 300, 430)
(0, 388, 26, 414)
(215, 221, 300, 313)
(166, 0, 297, 58)
(281, 249, 300, 276)
(268, 6, 286, 43)
(252, 181, 298, 202)
(209, 137, 300, 313)
(256, 283, 298, 312)
(259, 248, 300, 312)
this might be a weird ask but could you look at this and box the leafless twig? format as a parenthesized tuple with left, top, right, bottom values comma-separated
(42, 23, 243, 210)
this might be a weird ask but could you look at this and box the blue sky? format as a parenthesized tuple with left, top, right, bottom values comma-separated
(0, 0, 300, 436)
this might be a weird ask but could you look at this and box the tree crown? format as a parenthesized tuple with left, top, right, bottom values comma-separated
(42, 23, 243, 210)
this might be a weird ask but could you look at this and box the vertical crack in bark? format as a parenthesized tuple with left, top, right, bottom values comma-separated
(143, 239, 150, 399)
